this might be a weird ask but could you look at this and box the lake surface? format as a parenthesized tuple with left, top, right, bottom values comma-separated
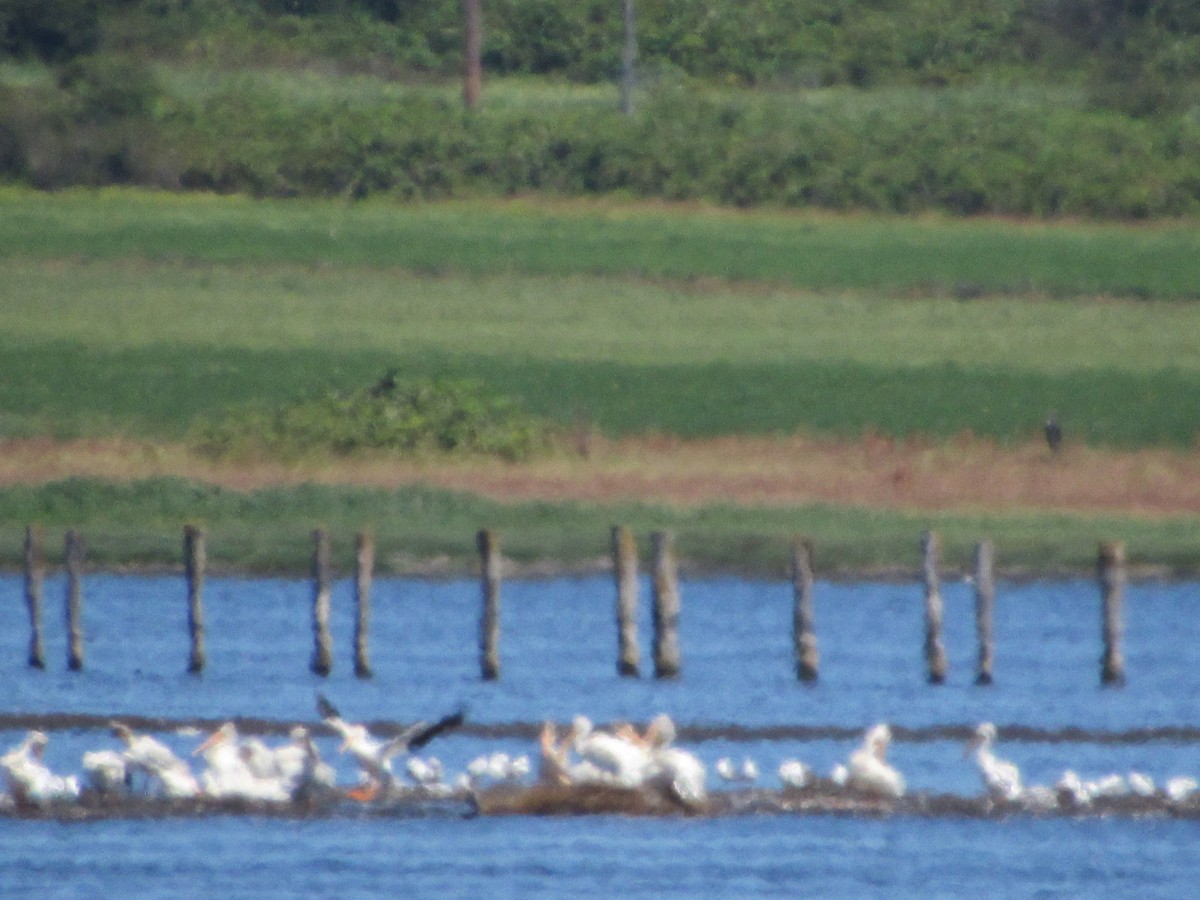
(2, 573, 1200, 898)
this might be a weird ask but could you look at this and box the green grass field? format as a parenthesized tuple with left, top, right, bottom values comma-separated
(1, 478, 1195, 577)
(2, 189, 1199, 446)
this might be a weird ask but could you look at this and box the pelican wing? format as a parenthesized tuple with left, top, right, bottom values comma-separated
(316, 693, 341, 722)
(406, 707, 466, 752)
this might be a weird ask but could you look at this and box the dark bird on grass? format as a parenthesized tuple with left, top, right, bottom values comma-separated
(369, 368, 400, 398)
(316, 694, 465, 800)
(1044, 412, 1063, 453)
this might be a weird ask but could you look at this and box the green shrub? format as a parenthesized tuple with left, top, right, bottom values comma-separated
(194, 373, 557, 461)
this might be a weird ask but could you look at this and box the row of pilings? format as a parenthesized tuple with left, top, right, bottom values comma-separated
(16, 525, 1127, 686)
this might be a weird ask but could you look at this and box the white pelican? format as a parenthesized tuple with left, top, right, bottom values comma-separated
(715, 756, 759, 785)
(272, 726, 336, 800)
(0, 731, 80, 807)
(778, 759, 813, 790)
(638, 714, 707, 808)
(317, 694, 464, 800)
(81, 749, 130, 796)
(193, 722, 289, 803)
(965, 722, 1022, 803)
(111, 722, 200, 799)
(566, 715, 651, 789)
(845, 723, 905, 799)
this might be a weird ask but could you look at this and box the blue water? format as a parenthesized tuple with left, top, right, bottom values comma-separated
(3, 574, 1200, 898)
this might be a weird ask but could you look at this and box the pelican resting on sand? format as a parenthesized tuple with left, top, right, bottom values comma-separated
(966, 722, 1023, 803)
(111, 722, 199, 799)
(193, 722, 290, 802)
(1, 731, 80, 807)
(317, 694, 464, 801)
(845, 723, 905, 799)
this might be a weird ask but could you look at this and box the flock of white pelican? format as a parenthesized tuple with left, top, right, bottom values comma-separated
(2, 712, 1198, 817)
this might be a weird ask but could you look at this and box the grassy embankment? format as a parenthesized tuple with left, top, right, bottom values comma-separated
(1, 189, 1199, 576)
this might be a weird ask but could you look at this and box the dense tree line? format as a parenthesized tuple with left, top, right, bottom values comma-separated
(0, 0, 1197, 216)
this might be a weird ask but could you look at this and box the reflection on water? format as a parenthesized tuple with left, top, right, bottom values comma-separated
(2, 574, 1198, 730)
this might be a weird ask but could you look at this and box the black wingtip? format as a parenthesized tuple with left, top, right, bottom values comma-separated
(407, 705, 467, 751)
(316, 693, 340, 721)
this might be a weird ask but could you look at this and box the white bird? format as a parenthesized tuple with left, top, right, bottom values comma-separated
(829, 763, 849, 787)
(193, 722, 289, 803)
(965, 722, 1023, 803)
(0, 731, 80, 807)
(405, 756, 446, 790)
(317, 694, 464, 801)
(845, 723, 905, 799)
(111, 722, 199, 799)
(1127, 771, 1157, 798)
(566, 716, 652, 789)
(465, 751, 531, 787)
(1164, 776, 1198, 804)
(1086, 773, 1130, 800)
(778, 759, 813, 790)
(715, 756, 759, 785)
(1055, 769, 1092, 809)
(638, 714, 707, 809)
(272, 726, 336, 800)
(81, 749, 130, 796)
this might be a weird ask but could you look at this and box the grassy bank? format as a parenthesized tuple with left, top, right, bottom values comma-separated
(2, 478, 1197, 578)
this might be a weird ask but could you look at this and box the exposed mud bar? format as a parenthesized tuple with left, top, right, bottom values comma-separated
(5, 783, 1200, 822)
(5, 713, 1200, 746)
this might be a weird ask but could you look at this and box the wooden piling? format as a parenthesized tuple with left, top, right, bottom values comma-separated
(973, 539, 995, 686)
(23, 525, 45, 670)
(791, 538, 819, 683)
(310, 528, 333, 677)
(478, 529, 501, 681)
(1099, 540, 1126, 687)
(354, 531, 374, 679)
(65, 529, 85, 671)
(184, 525, 206, 674)
(921, 530, 948, 684)
(612, 525, 640, 678)
(651, 530, 681, 679)
(462, 0, 483, 109)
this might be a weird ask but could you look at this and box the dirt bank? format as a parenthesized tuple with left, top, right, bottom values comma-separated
(2, 434, 1198, 518)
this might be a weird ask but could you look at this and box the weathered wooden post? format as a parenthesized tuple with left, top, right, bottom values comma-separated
(1099, 540, 1126, 686)
(354, 531, 374, 679)
(921, 530, 948, 684)
(791, 538, 819, 683)
(651, 530, 681, 679)
(310, 528, 333, 677)
(65, 529, 85, 671)
(620, 0, 637, 116)
(24, 525, 45, 669)
(612, 525, 640, 677)
(184, 525, 206, 674)
(974, 539, 995, 686)
(478, 528, 501, 681)
(462, 0, 483, 109)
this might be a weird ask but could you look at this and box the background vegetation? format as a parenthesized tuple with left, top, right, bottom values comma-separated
(0, 1, 1198, 216)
